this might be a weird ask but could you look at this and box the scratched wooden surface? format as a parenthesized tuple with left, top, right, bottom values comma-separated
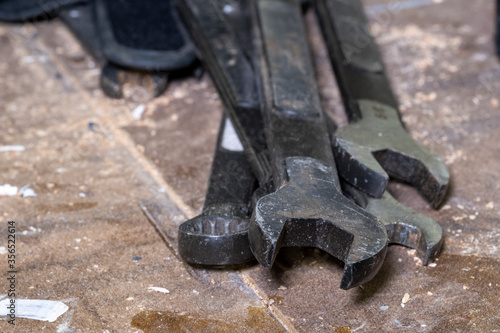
(0, 0, 499, 332)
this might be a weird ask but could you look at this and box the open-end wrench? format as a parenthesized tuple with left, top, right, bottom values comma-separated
(342, 183, 442, 265)
(249, 0, 387, 290)
(176, 0, 272, 187)
(315, 0, 450, 207)
(178, 114, 257, 265)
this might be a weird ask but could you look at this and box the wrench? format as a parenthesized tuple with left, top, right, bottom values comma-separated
(342, 183, 442, 265)
(178, 114, 257, 265)
(249, 0, 387, 290)
(177, 0, 268, 265)
(315, 0, 450, 207)
(176, 0, 272, 187)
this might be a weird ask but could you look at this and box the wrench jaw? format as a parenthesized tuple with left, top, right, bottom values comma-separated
(372, 148, 449, 209)
(366, 193, 443, 265)
(249, 157, 388, 290)
(334, 100, 450, 208)
(341, 248, 388, 290)
(385, 223, 443, 266)
(343, 183, 443, 265)
(333, 137, 389, 198)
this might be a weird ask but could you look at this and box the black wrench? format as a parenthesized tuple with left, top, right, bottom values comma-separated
(315, 0, 450, 208)
(177, 0, 268, 265)
(176, 0, 272, 187)
(249, 0, 387, 290)
(178, 114, 257, 265)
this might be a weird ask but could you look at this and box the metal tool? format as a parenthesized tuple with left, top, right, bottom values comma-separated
(177, 0, 268, 265)
(342, 183, 442, 265)
(178, 114, 257, 265)
(315, 0, 450, 208)
(249, 0, 387, 290)
(176, 0, 272, 187)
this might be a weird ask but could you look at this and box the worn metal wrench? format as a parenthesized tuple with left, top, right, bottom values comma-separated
(177, 0, 266, 265)
(315, 0, 450, 207)
(178, 114, 257, 265)
(176, 0, 272, 187)
(342, 183, 442, 265)
(249, 0, 387, 290)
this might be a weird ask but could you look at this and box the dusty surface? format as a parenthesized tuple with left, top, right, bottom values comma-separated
(0, 0, 499, 332)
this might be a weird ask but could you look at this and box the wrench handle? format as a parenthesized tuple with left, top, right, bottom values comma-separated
(176, 0, 271, 185)
(202, 114, 257, 216)
(255, 0, 337, 186)
(315, 0, 400, 122)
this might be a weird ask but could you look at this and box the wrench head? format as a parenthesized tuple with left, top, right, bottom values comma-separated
(248, 157, 388, 290)
(179, 214, 254, 266)
(367, 193, 443, 265)
(343, 183, 443, 265)
(334, 99, 450, 208)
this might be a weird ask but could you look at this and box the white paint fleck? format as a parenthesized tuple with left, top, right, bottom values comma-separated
(0, 184, 18, 196)
(0, 145, 25, 152)
(132, 104, 146, 120)
(79, 192, 86, 198)
(20, 185, 37, 197)
(221, 118, 244, 152)
(148, 287, 170, 294)
(0, 299, 68, 322)
(353, 323, 366, 331)
(379, 305, 388, 311)
(192, 290, 199, 295)
(0, 247, 6, 255)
